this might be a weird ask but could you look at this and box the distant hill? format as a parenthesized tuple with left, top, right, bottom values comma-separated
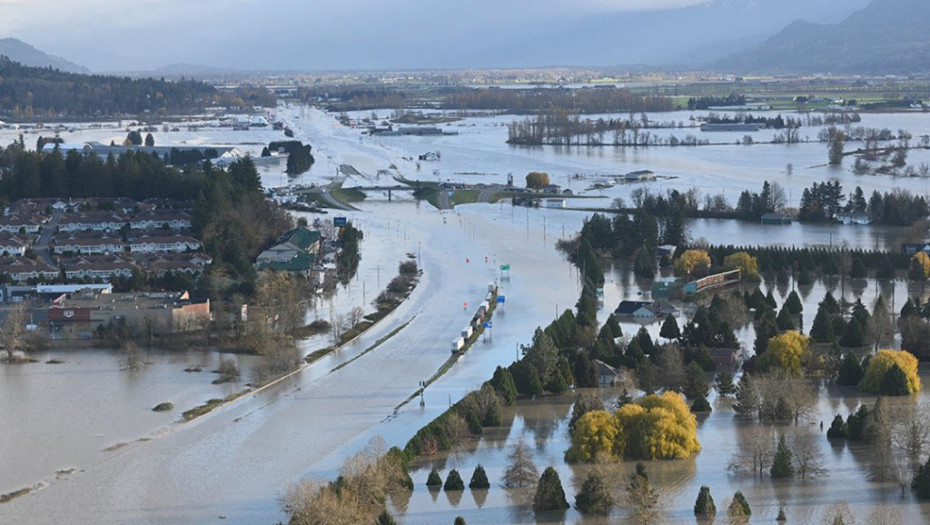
(0, 57, 223, 120)
(715, 0, 930, 74)
(0, 37, 89, 73)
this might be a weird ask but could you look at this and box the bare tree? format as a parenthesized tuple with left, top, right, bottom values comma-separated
(503, 437, 538, 490)
(782, 375, 819, 425)
(866, 397, 895, 482)
(890, 404, 930, 463)
(444, 412, 470, 467)
(792, 433, 828, 482)
(625, 464, 660, 525)
(121, 339, 142, 371)
(867, 507, 902, 525)
(346, 306, 365, 329)
(821, 502, 855, 525)
(2, 303, 26, 362)
(283, 437, 408, 525)
(728, 426, 775, 479)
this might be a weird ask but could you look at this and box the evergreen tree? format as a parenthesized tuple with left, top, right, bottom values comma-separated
(765, 290, 778, 309)
(625, 338, 645, 366)
(659, 313, 681, 340)
(914, 455, 930, 499)
(851, 299, 871, 326)
(839, 317, 865, 347)
(846, 404, 871, 441)
(770, 435, 794, 478)
(574, 471, 614, 515)
(850, 257, 867, 279)
(635, 326, 656, 357)
(713, 370, 736, 396)
(510, 361, 543, 396)
(836, 353, 864, 386)
(879, 364, 911, 396)
(776, 306, 796, 331)
(691, 395, 712, 413)
(727, 491, 751, 522)
(426, 468, 443, 488)
(533, 467, 569, 511)
(747, 288, 767, 310)
(144, 133, 155, 147)
(490, 366, 517, 405)
(469, 465, 490, 489)
(826, 414, 849, 439)
(733, 373, 761, 417)
(572, 352, 598, 388)
(798, 268, 814, 286)
(753, 308, 778, 355)
(810, 305, 835, 343)
(443, 469, 464, 491)
(694, 485, 716, 519)
(683, 361, 710, 399)
(821, 292, 840, 314)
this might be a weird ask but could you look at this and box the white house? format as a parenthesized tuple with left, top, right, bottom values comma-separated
(129, 235, 202, 254)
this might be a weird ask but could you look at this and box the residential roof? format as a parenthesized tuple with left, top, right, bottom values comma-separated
(276, 227, 321, 252)
(256, 250, 315, 272)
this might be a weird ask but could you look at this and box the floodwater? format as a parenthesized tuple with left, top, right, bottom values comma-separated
(0, 201, 584, 524)
(0, 348, 257, 494)
(2, 104, 930, 523)
(320, 106, 930, 212)
(400, 380, 930, 525)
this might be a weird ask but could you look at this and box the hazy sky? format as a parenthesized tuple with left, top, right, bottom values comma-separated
(0, 0, 869, 71)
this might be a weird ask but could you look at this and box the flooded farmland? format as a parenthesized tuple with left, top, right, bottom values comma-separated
(2, 103, 930, 524)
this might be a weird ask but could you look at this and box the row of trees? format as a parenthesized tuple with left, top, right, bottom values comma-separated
(0, 56, 274, 119)
(0, 139, 205, 201)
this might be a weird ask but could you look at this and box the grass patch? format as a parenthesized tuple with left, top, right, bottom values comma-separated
(181, 391, 247, 422)
(331, 188, 366, 205)
(45, 359, 65, 364)
(0, 487, 31, 504)
(292, 319, 331, 338)
(152, 402, 174, 412)
(305, 346, 334, 364)
(450, 189, 479, 206)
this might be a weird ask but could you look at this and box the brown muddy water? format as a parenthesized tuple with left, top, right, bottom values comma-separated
(402, 380, 930, 525)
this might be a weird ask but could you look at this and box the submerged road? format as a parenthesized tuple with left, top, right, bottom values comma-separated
(2, 203, 583, 524)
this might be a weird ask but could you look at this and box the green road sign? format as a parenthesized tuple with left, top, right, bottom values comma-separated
(500, 264, 510, 271)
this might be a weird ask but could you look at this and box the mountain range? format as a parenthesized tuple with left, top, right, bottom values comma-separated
(716, 0, 930, 74)
(0, 38, 88, 73)
(0, 0, 927, 75)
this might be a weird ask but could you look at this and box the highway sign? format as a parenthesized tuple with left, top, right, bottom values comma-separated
(500, 264, 510, 271)
(497, 296, 505, 303)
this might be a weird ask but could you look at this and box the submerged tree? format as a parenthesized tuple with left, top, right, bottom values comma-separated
(575, 471, 614, 515)
(533, 467, 569, 512)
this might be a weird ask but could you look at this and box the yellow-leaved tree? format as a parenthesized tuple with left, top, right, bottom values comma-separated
(859, 349, 921, 394)
(764, 331, 810, 376)
(723, 251, 760, 282)
(673, 249, 711, 280)
(565, 410, 622, 462)
(909, 252, 930, 280)
(617, 391, 701, 460)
